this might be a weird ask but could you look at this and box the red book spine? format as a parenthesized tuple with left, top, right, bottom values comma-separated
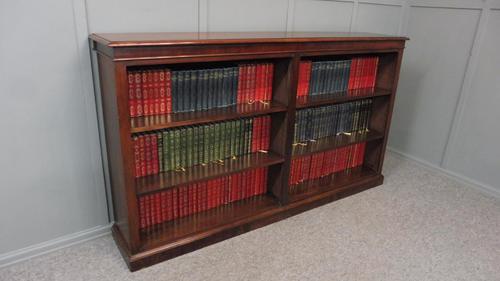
(238, 171, 245, 200)
(151, 134, 158, 174)
(305, 62, 311, 96)
(139, 196, 146, 229)
(259, 168, 265, 195)
(237, 65, 245, 104)
(141, 71, 150, 116)
(139, 135, 146, 177)
(149, 194, 156, 226)
(255, 64, 263, 101)
(133, 136, 140, 178)
(147, 70, 154, 115)
(289, 159, 295, 185)
(207, 180, 213, 209)
(250, 170, 256, 197)
(310, 154, 318, 180)
(155, 193, 162, 224)
(229, 173, 237, 202)
(195, 183, 201, 213)
(262, 64, 269, 100)
(249, 64, 257, 102)
(144, 134, 152, 176)
(251, 116, 261, 152)
(246, 170, 253, 198)
(297, 61, 306, 97)
(190, 184, 196, 215)
(342, 147, 349, 171)
(292, 158, 299, 185)
(160, 191, 166, 223)
(363, 58, 369, 89)
(166, 189, 173, 221)
(300, 156, 310, 182)
(198, 182, 204, 211)
(193, 183, 201, 213)
(347, 58, 355, 94)
(262, 116, 271, 151)
(266, 63, 274, 101)
(218, 178, 223, 206)
(214, 178, 220, 207)
(224, 176, 230, 204)
(263, 168, 268, 194)
(153, 70, 160, 115)
(172, 188, 179, 219)
(134, 72, 143, 116)
(144, 195, 151, 228)
(359, 143, 367, 167)
(203, 182, 209, 211)
(183, 186, 189, 216)
(159, 70, 167, 114)
(371, 57, 379, 89)
(165, 70, 172, 113)
(244, 65, 252, 103)
(128, 71, 136, 117)
(212, 180, 218, 208)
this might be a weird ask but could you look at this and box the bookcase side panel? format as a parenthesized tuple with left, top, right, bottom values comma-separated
(97, 55, 140, 251)
(366, 50, 405, 173)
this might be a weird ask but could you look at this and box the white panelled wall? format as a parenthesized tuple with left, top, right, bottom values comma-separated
(1, 0, 499, 267)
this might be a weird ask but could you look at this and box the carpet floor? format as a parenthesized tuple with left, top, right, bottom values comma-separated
(1, 152, 500, 281)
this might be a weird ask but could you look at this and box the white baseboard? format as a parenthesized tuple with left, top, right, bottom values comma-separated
(387, 146, 500, 199)
(0, 224, 112, 268)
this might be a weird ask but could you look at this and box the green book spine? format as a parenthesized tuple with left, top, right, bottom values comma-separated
(168, 130, 175, 171)
(186, 126, 193, 167)
(214, 123, 221, 160)
(236, 119, 243, 156)
(230, 120, 237, 157)
(192, 126, 199, 166)
(208, 124, 216, 162)
(174, 129, 181, 169)
(203, 124, 210, 164)
(197, 125, 204, 165)
(157, 132, 164, 173)
(244, 118, 253, 154)
(162, 131, 170, 171)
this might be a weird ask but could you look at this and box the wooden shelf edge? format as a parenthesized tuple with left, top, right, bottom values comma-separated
(113, 173, 383, 271)
(296, 88, 391, 109)
(131, 102, 287, 133)
(136, 152, 285, 196)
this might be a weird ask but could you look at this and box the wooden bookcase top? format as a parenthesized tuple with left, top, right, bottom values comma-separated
(90, 32, 408, 47)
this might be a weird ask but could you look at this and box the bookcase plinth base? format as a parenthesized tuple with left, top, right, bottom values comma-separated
(112, 173, 384, 272)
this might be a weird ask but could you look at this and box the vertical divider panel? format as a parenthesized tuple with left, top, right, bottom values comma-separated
(268, 56, 299, 204)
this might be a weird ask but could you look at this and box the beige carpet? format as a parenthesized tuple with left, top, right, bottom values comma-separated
(2, 152, 500, 281)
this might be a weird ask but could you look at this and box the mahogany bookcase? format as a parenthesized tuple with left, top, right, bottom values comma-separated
(90, 32, 407, 271)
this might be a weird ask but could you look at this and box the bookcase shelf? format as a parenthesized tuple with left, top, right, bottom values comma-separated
(295, 88, 391, 109)
(91, 32, 406, 271)
(288, 166, 378, 203)
(138, 194, 279, 250)
(292, 130, 384, 157)
(131, 101, 287, 133)
(136, 152, 284, 196)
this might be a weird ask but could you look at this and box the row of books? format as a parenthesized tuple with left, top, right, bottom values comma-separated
(138, 167, 268, 229)
(128, 63, 274, 117)
(297, 56, 379, 97)
(294, 99, 372, 144)
(133, 116, 271, 177)
(289, 142, 366, 185)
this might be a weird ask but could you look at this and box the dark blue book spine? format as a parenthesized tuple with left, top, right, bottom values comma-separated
(171, 71, 178, 113)
(207, 69, 215, 109)
(196, 70, 203, 111)
(231, 67, 238, 106)
(202, 70, 209, 110)
(190, 70, 198, 112)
